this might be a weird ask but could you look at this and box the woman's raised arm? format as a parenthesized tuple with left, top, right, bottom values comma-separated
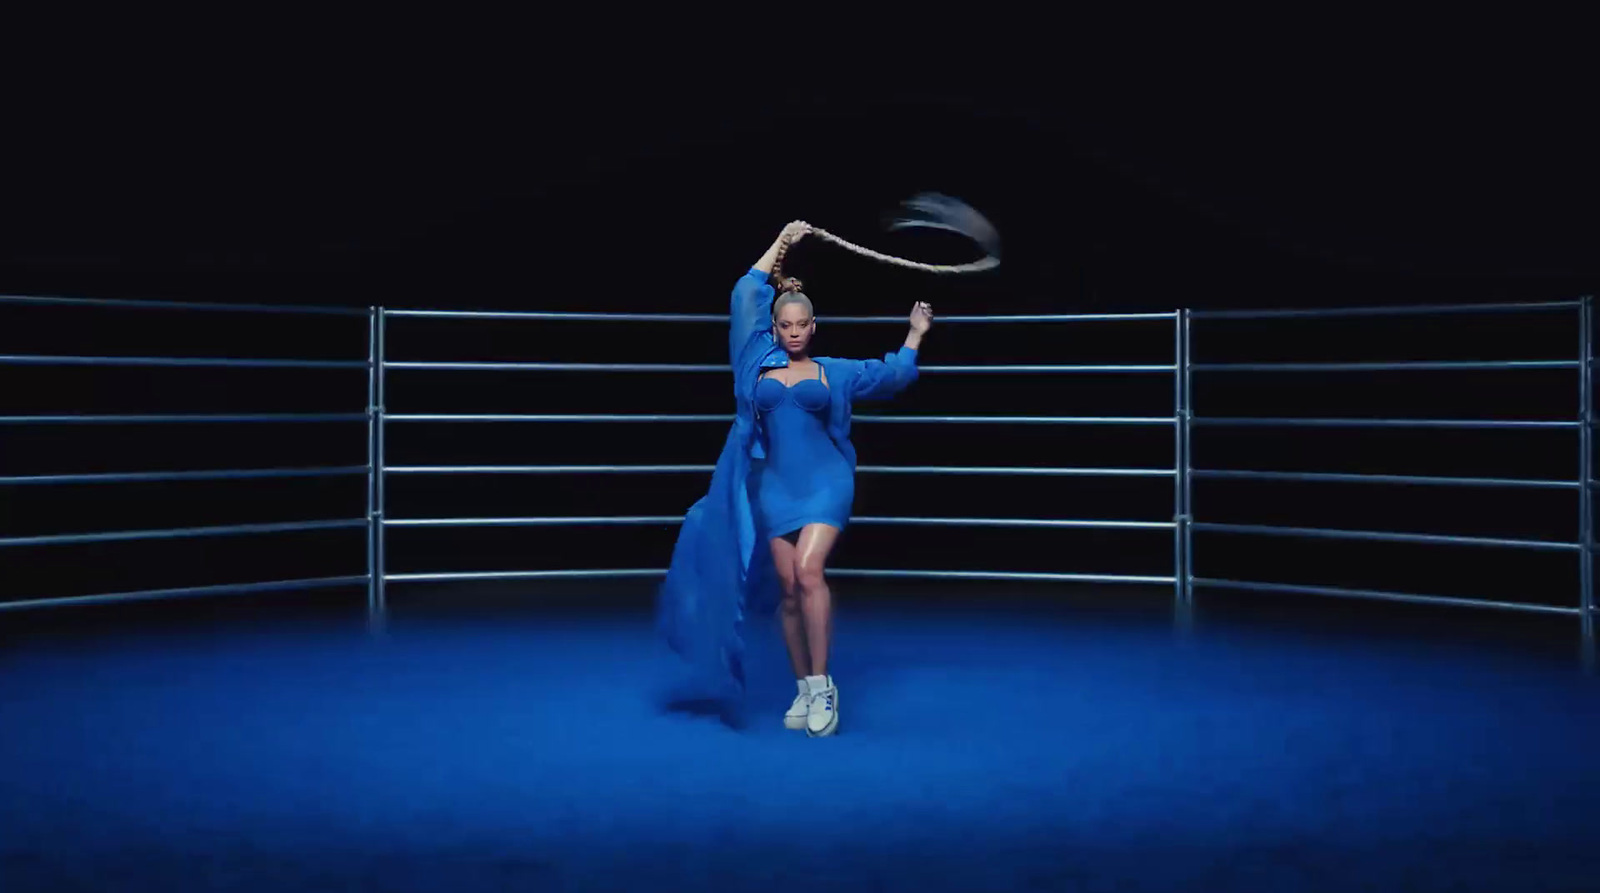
(754, 221, 809, 276)
(852, 301, 933, 401)
(729, 222, 810, 364)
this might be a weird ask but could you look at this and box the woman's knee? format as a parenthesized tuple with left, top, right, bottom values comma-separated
(795, 561, 827, 595)
(775, 566, 798, 597)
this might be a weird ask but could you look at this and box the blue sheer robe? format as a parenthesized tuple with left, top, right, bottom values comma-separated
(656, 267, 920, 690)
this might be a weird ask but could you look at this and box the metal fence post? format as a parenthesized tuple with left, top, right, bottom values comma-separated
(373, 307, 388, 633)
(1174, 309, 1193, 630)
(1581, 296, 1594, 670)
(1181, 309, 1194, 606)
(367, 307, 378, 623)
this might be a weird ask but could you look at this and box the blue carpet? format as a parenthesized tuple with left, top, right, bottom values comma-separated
(2, 594, 1597, 891)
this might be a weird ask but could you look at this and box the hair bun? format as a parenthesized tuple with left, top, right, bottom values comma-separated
(777, 276, 805, 295)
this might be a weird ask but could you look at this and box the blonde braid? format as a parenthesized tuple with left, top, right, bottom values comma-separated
(772, 232, 791, 285)
(802, 193, 1002, 275)
(808, 226, 999, 274)
(771, 230, 806, 296)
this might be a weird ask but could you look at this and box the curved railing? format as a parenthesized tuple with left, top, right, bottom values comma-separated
(2, 291, 1592, 660)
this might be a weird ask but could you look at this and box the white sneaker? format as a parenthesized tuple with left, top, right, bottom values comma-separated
(804, 674, 839, 738)
(784, 680, 810, 730)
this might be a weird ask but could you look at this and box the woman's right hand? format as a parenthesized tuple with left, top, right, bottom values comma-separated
(756, 221, 810, 276)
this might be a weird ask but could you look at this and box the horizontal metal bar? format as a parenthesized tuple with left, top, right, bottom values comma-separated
(385, 413, 732, 424)
(0, 293, 367, 317)
(385, 568, 671, 582)
(1193, 360, 1574, 372)
(925, 365, 1174, 373)
(834, 313, 1178, 323)
(1191, 469, 1578, 490)
(386, 515, 1171, 530)
(0, 575, 370, 613)
(856, 415, 1175, 425)
(383, 361, 1175, 374)
(381, 568, 1173, 584)
(382, 464, 1175, 477)
(1191, 300, 1582, 320)
(382, 309, 1177, 323)
(385, 310, 730, 322)
(0, 466, 370, 486)
(387, 516, 683, 527)
(831, 313, 1176, 323)
(0, 354, 366, 369)
(1194, 417, 1578, 429)
(385, 464, 715, 475)
(381, 413, 1173, 425)
(852, 516, 1173, 530)
(0, 518, 368, 548)
(0, 413, 368, 425)
(387, 361, 727, 372)
(861, 465, 1175, 477)
(828, 569, 1175, 584)
(1191, 577, 1581, 616)
(1192, 521, 1578, 552)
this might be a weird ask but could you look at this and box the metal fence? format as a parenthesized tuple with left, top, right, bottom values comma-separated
(1185, 298, 1594, 652)
(375, 307, 1183, 603)
(2, 292, 1593, 657)
(0, 294, 377, 612)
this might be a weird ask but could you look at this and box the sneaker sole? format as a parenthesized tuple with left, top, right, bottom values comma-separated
(784, 714, 807, 730)
(806, 696, 839, 738)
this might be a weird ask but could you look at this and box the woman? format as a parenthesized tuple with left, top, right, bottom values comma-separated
(658, 220, 932, 738)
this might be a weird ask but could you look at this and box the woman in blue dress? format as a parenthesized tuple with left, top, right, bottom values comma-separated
(658, 220, 932, 738)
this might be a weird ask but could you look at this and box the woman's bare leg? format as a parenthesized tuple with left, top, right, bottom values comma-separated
(769, 534, 809, 679)
(793, 523, 842, 677)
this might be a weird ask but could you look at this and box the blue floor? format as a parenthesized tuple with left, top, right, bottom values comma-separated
(2, 589, 1597, 891)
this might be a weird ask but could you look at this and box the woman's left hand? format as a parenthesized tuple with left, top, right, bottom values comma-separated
(909, 301, 934, 335)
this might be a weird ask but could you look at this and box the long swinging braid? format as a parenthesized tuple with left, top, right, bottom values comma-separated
(769, 192, 1002, 296)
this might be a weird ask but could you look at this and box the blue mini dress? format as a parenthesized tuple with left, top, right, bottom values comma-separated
(655, 267, 921, 689)
(750, 364, 854, 539)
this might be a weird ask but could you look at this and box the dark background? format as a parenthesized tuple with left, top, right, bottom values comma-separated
(2, 33, 1596, 629)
